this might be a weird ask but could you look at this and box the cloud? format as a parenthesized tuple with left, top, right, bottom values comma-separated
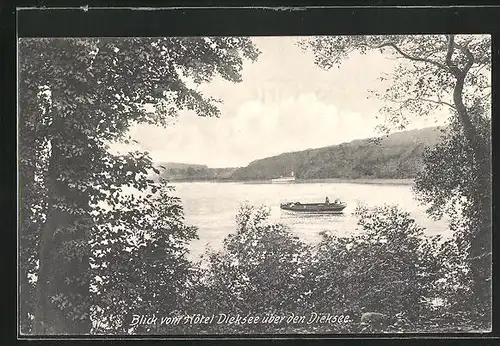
(224, 92, 376, 162)
(108, 36, 445, 168)
(122, 91, 379, 167)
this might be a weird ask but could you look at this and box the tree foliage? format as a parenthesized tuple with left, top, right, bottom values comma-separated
(300, 35, 490, 132)
(19, 37, 259, 334)
(301, 34, 492, 317)
(414, 104, 491, 222)
(89, 178, 199, 334)
(312, 205, 445, 332)
(414, 104, 491, 324)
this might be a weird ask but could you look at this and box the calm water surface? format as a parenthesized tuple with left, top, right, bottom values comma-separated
(171, 181, 449, 259)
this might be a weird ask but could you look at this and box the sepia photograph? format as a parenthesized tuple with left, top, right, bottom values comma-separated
(18, 32, 492, 336)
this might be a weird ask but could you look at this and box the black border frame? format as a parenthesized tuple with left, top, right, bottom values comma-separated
(4, 3, 499, 344)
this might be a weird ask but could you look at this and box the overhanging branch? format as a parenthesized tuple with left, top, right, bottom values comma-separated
(367, 42, 447, 70)
(386, 96, 456, 110)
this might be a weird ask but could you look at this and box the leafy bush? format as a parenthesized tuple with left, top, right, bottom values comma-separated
(174, 203, 478, 334)
(89, 179, 199, 335)
(84, 201, 482, 334)
(185, 204, 314, 334)
(311, 205, 445, 332)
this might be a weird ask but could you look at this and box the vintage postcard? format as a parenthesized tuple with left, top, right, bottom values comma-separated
(17, 9, 492, 338)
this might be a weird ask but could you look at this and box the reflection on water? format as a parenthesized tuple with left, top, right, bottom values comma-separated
(280, 210, 345, 218)
(171, 181, 450, 259)
(279, 210, 346, 225)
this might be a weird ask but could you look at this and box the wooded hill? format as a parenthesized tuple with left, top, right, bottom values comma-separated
(157, 126, 443, 181)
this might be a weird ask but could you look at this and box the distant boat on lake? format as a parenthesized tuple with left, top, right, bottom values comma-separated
(271, 171, 296, 183)
(280, 198, 346, 213)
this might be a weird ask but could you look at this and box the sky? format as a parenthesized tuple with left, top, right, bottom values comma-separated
(110, 36, 452, 168)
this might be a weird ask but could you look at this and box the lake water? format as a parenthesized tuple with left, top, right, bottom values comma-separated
(171, 181, 450, 260)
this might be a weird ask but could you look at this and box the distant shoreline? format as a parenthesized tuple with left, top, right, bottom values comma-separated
(169, 178, 415, 185)
(296, 178, 415, 185)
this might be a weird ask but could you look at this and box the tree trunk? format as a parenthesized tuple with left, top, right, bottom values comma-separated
(33, 114, 92, 335)
(19, 156, 37, 335)
(19, 97, 43, 335)
(453, 73, 492, 321)
(469, 152, 492, 323)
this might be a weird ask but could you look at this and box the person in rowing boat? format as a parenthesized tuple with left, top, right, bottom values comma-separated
(325, 196, 330, 204)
